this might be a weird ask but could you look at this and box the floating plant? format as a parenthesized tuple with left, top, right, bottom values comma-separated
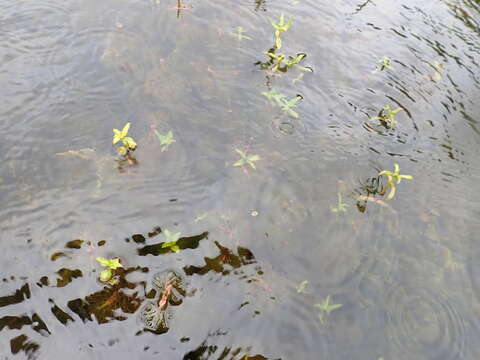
(372, 105, 403, 129)
(372, 56, 393, 73)
(96, 257, 123, 284)
(113, 122, 137, 156)
(161, 229, 181, 252)
(378, 163, 413, 200)
(268, 14, 292, 49)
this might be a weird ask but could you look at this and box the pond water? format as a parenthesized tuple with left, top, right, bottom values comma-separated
(0, 0, 479, 358)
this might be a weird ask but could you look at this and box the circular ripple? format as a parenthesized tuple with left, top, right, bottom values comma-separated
(385, 286, 467, 360)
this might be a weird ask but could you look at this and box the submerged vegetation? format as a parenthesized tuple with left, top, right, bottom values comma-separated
(234, 148, 260, 169)
(315, 296, 343, 324)
(155, 129, 176, 152)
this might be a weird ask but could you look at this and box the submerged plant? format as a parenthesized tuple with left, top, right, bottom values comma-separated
(331, 193, 348, 214)
(96, 257, 123, 283)
(232, 27, 251, 41)
(372, 56, 393, 73)
(431, 61, 445, 81)
(372, 105, 403, 129)
(113, 122, 137, 156)
(161, 229, 181, 253)
(261, 88, 287, 106)
(280, 95, 303, 118)
(234, 148, 260, 170)
(155, 130, 176, 152)
(268, 14, 292, 49)
(296, 280, 309, 294)
(379, 163, 413, 200)
(315, 295, 342, 324)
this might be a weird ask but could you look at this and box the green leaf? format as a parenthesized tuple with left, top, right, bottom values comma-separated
(161, 230, 181, 253)
(99, 269, 112, 282)
(233, 159, 245, 167)
(96, 257, 123, 270)
(296, 280, 309, 293)
(117, 146, 128, 156)
(164, 229, 181, 243)
(121, 122, 130, 137)
(113, 129, 122, 145)
(123, 137, 137, 149)
(155, 130, 176, 152)
(314, 295, 343, 316)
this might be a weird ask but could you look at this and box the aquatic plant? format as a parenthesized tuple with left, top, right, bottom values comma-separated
(113, 122, 137, 156)
(232, 27, 251, 41)
(154, 130, 176, 152)
(262, 51, 312, 73)
(268, 14, 292, 49)
(372, 105, 403, 129)
(315, 295, 342, 324)
(266, 51, 286, 71)
(296, 280, 309, 294)
(96, 257, 123, 283)
(284, 53, 313, 72)
(372, 56, 393, 73)
(379, 163, 413, 200)
(431, 61, 445, 81)
(331, 193, 348, 214)
(141, 301, 169, 333)
(234, 148, 260, 169)
(161, 229, 181, 253)
(262, 88, 287, 106)
(280, 95, 303, 118)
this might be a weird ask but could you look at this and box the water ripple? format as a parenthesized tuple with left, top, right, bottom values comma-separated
(385, 285, 467, 360)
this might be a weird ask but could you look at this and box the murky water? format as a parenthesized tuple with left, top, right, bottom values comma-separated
(0, 0, 479, 358)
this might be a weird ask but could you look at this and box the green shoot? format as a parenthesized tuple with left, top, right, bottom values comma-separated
(296, 280, 309, 294)
(284, 53, 313, 72)
(268, 14, 292, 49)
(372, 105, 403, 129)
(155, 130, 176, 152)
(372, 57, 393, 73)
(379, 163, 413, 200)
(96, 257, 123, 283)
(261, 88, 287, 106)
(161, 229, 181, 253)
(266, 51, 286, 71)
(315, 295, 342, 324)
(195, 212, 208, 222)
(234, 148, 260, 170)
(280, 95, 303, 118)
(331, 193, 348, 214)
(113, 123, 137, 156)
(432, 61, 445, 81)
(232, 27, 251, 41)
